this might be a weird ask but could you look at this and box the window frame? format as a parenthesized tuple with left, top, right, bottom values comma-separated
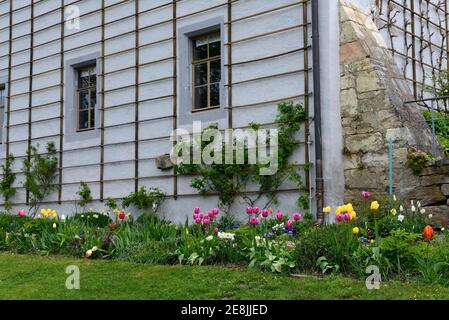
(76, 65, 97, 132)
(191, 32, 221, 112)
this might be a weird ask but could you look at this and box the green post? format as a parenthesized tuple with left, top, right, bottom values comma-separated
(389, 138, 393, 195)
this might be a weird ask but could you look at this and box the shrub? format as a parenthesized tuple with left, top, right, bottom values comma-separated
(122, 187, 166, 212)
(0, 154, 16, 212)
(22, 142, 59, 217)
(75, 181, 93, 213)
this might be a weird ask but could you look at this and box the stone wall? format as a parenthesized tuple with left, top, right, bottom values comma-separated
(339, 0, 449, 224)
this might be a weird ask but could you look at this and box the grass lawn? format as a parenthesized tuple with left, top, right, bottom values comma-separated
(0, 252, 448, 300)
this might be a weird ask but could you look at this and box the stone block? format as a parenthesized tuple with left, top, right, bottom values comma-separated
(345, 132, 384, 153)
(345, 168, 381, 189)
(356, 71, 383, 93)
(422, 205, 449, 226)
(340, 21, 359, 44)
(340, 41, 366, 63)
(441, 184, 449, 196)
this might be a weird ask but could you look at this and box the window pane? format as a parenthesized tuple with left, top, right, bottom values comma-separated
(193, 39, 208, 61)
(79, 71, 90, 88)
(90, 90, 97, 109)
(210, 83, 220, 107)
(79, 91, 89, 110)
(79, 110, 89, 130)
(194, 63, 207, 86)
(90, 108, 95, 128)
(209, 40, 221, 57)
(194, 86, 208, 110)
(90, 74, 97, 87)
(210, 60, 221, 83)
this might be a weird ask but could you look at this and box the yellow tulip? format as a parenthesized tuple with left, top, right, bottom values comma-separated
(350, 211, 357, 220)
(391, 208, 397, 216)
(370, 201, 380, 210)
(352, 227, 360, 235)
(323, 206, 331, 214)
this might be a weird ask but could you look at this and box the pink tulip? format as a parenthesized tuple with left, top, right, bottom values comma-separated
(246, 207, 253, 215)
(336, 214, 343, 222)
(199, 213, 204, 219)
(214, 227, 219, 234)
(276, 211, 284, 220)
(212, 208, 219, 215)
(203, 218, 210, 225)
(261, 209, 269, 218)
(250, 217, 259, 225)
(195, 218, 201, 224)
(194, 207, 201, 214)
(362, 191, 371, 199)
(18, 210, 26, 217)
(344, 213, 351, 221)
(208, 211, 214, 218)
(293, 213, 302, 221)
(252, 207, 259, 215)
(286, 220, 293, 228)
(193, 213, 199, 220)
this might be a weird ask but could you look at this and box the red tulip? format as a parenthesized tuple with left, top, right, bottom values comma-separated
(118, 213, 126, 220)
(423, 225, 433, 239)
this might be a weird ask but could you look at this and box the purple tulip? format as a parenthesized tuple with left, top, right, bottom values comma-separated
(195, 218, 201, 224)
(194, 207, 201, 214)
(261, 209, 269, 218)
(252, 207, 259, 215)
(336, 214, 343, 222)
(362, 191, 371, 199)
(344, 213, 351, 221)
(203, 218, 210, 225)
(199, 213, 204, 219)
(246, 207, 253, 215)
(250, 217, 259, 225)
(193, 213, 199, 220)
(293, 213, 302, 221)
(276, 211, 284, 220)
(286, 220, 293, 228)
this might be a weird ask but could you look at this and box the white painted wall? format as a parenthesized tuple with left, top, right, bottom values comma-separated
(0, 0, 313, 222)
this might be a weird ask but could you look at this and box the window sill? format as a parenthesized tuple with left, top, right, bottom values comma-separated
(191, 106, 221, 113)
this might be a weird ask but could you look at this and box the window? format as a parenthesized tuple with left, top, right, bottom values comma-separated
(77, 65, 96, 131)
(0, 83, 5, 142)
(192, 31, 221, 111)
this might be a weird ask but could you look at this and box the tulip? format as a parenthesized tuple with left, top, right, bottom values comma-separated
(208, 211, 214, 218)
(193, 213, 199, 220)
(252, 207, 259, 215)
(323, 206, 331, 214)
(194, 207, 200, 214)
(269, 208, 273, 214)
(118, 213, 126, 220)
(18, 210, 25, 217)
(397, 214, 404, 222)
(203, 218, 210, 225)
(352, 227, 360, 235)
(370, 201, 380, 210)
(390, 208, 397, 216)
(246, 207, 253, 215)
(214, 227, 219, 234)
(195, 218, 201, 224)
(336, 214, 343, 222)
(85, 250, 93, 258)
(344, 213, 351, 221)
(249, 217, 259, 225)
(362, 191, 371, 199)
(212, 208, 219, 215)
(276, 211, 283, 220)
(423, 225, 433, 239)
(292, 213, 302, 221)
(261, 209, 269, 218)
(199, 213, 204, 219)
(52, 223, 57, 229)
(285, 220, 293, 228)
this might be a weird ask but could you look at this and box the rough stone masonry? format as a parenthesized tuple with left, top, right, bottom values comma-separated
(339, 0, 449, 225)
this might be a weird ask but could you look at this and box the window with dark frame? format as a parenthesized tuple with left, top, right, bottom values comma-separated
(77, 65, 97, 131)
(192, 31, 221, 111)
(0, 83, 5, 142)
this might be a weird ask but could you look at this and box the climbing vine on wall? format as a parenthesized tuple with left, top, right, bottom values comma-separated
(176, 102, 310, 213)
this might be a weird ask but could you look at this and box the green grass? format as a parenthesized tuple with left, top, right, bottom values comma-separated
(0, 252, 448, 300)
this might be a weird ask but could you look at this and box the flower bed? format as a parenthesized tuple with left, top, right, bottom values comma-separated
(1, 193, 448, 284)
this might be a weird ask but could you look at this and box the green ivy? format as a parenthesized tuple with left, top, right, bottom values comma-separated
(0, 154, 16, 212)
(176, 101, 309, 213)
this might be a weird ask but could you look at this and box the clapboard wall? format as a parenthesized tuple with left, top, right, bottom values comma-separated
(0, 0, 313, 220)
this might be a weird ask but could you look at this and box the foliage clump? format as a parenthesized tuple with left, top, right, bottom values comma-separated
(0, 154, 16, 212)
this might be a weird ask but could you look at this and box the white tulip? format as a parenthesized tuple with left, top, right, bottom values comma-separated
(400, 205, 404, 212)
(52, 223, 57, 229)
(398, 214, 405, 222)
(420, 209, 426, 214)
(428, 214, 433, 219)
(411, 205, 416, 213)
